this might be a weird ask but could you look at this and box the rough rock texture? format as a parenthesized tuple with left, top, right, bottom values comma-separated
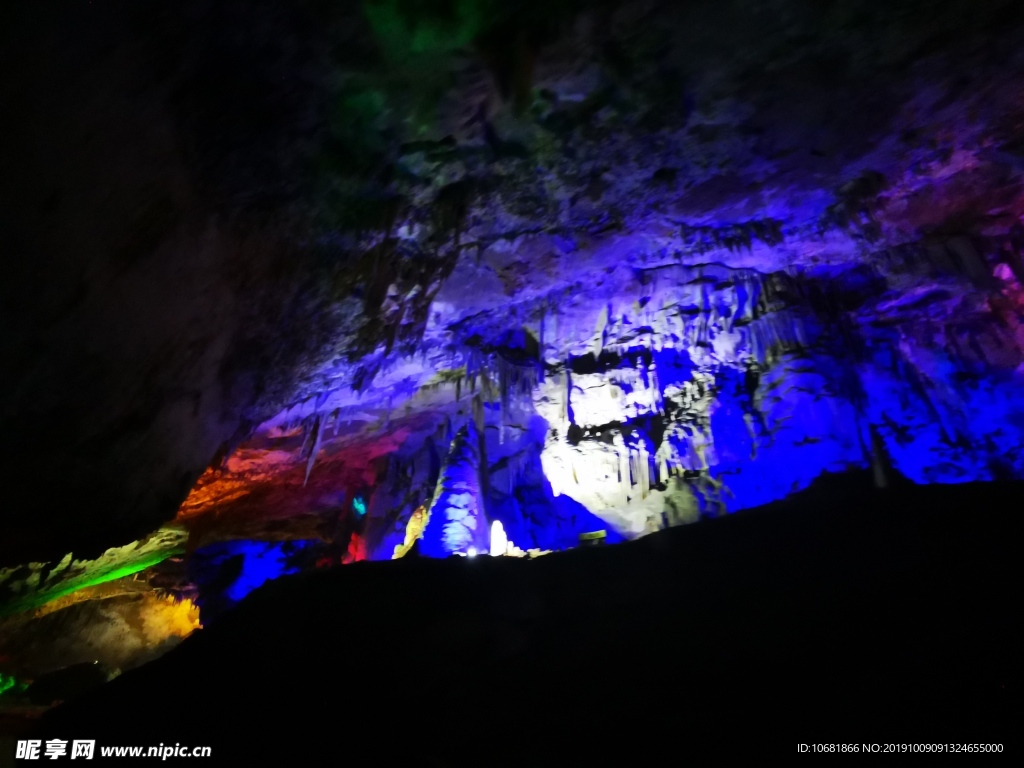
(0, 590, 199, 684)
(0, 528, 187, 618)
(5, 0, 1024, 562)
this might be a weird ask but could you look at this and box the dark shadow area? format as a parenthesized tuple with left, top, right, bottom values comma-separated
(34, 472, 1021, 763)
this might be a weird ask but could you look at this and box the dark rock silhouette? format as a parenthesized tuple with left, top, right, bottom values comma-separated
(35, 476, 1021, 763)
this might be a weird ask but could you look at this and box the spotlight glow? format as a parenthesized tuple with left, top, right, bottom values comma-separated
(490, 520, 508, 557)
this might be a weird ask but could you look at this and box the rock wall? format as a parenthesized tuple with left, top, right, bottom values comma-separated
(6, 0, 1024, 563)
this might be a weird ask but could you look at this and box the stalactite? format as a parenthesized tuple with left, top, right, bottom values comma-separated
(594, 304, 609, 357)
(539, 301, 547, 383)
(472, 393, 485, 436)
(616, 436, 631, 504)
(639, 440, 650, 499)
(498, 356, 509, 445)
(303, 414, 324, 487)
(315, 391, 330, 411)
(563, 365, 571, 424)
(551, 303, 559, 360)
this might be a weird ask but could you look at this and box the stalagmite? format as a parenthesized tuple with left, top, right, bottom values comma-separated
(420, 420, 489, 557)
(490, 520, 508, 557)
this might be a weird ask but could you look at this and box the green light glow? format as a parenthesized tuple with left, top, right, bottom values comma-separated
(53, 551, 177, 599)
(0, 529, 185, 617)
(0, 672, 26, 698)
(362, 0, 496, 60)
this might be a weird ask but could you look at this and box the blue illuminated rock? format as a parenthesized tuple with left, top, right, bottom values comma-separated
(420, 421, 490, 558)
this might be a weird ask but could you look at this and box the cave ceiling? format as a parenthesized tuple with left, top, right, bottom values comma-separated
(4, 0, 1024, 566)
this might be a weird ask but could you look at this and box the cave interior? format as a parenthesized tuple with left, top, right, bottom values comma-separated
(1, 0, 1022, 759)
